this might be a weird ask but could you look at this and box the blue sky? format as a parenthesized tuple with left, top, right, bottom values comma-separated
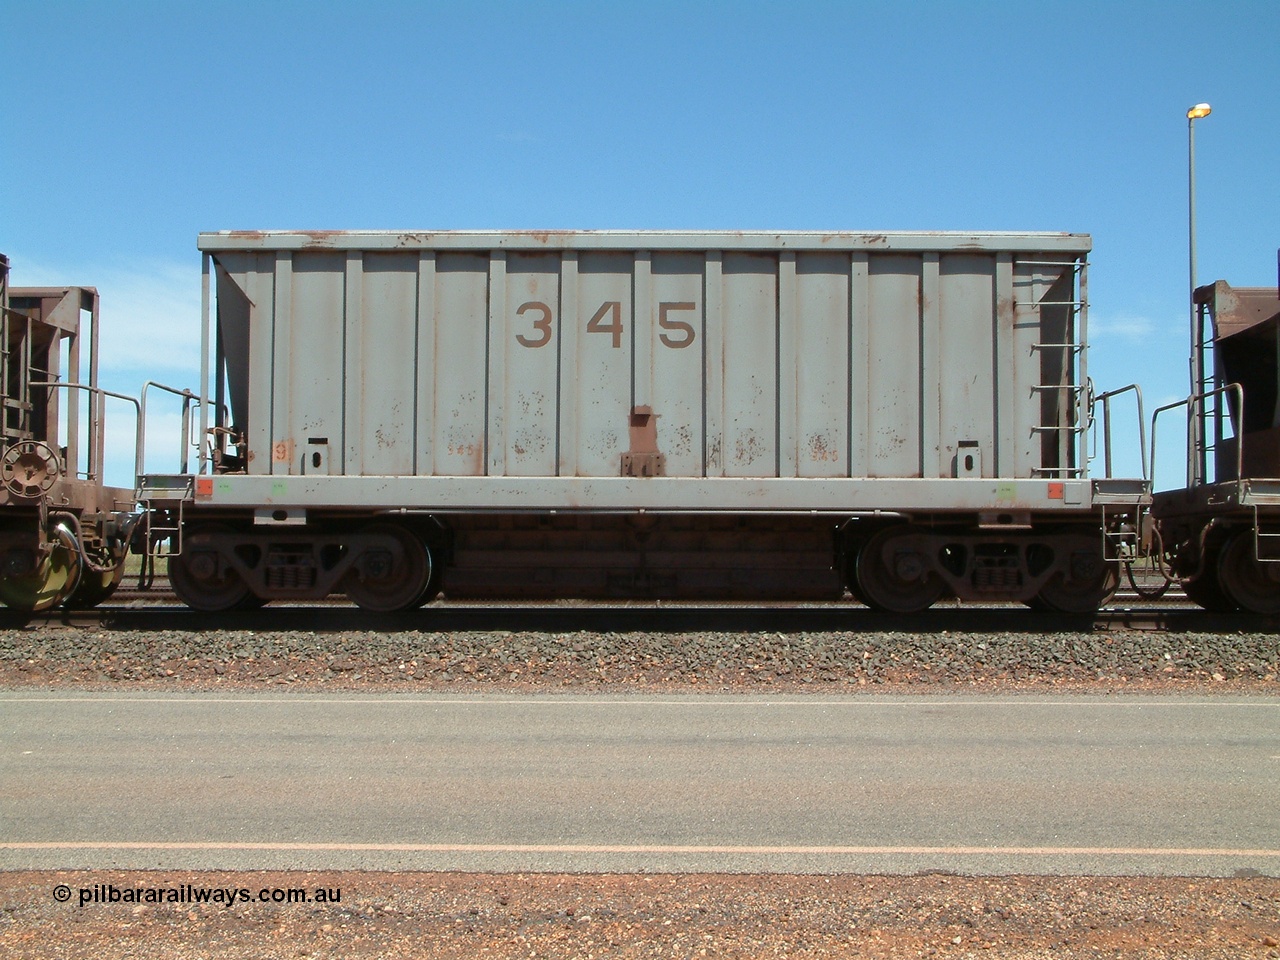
(3, 0, 1277, 488)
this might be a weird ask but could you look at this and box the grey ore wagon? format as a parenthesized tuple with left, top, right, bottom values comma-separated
(140, 230, 1149, 613)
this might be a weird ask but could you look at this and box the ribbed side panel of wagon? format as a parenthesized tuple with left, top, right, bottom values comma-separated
(142, 231, 1149, 612)
(207, 232, 1090, 485)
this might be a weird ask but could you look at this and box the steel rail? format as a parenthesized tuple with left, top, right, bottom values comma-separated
(2, 598, 1265, 636)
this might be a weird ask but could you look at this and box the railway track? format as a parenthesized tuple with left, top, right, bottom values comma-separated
(3, 590, 1274, 635)
(3, 581, 1274, 700)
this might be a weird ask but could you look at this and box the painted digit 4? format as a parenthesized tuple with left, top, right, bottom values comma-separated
(586, 301, 624, 349)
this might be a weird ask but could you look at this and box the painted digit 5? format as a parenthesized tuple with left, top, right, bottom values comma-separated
(658, 301, 697, 348)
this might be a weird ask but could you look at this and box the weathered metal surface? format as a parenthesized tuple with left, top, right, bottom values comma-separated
(190, 474, 1092, 513)
(203, 231, 1095, 504)
(4, 283, 108, 486)
(1197, 280, 1280, 341)
(1146, 275, 1280, 613)
(200, 230, 1092, 253)
(0, 262, 136, 611)
(440, 513, 844, 600)
(1200, 281, 1280, 480)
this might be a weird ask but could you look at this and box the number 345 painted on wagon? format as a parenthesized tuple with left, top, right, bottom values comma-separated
(514, 301, 697, 349)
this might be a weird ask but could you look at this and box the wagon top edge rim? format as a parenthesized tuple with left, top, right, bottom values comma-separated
(198, 230, 1092, 254)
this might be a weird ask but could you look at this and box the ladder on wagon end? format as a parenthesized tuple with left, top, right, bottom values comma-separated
(1020, 257, 1090, 481)
(1188, 291, 1232, 489)
(136, 381, 204, 562)
(137, 474, 192, 560)
(0, 255, 36, 445)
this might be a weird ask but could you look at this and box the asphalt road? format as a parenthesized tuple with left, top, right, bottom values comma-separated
(2, 692, 1277, 875)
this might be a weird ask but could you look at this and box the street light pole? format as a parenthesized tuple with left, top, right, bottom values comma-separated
(1187, 102, 1211, 485)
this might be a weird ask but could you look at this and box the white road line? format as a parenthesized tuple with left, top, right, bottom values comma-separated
(4, 842, 1280, 857)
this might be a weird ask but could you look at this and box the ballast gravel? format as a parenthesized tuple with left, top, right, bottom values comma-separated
(0, 620, 1276, 691)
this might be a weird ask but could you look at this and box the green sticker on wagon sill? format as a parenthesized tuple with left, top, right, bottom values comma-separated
(996, 482, 1017, 501)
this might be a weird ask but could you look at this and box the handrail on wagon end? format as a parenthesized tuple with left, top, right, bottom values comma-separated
(141, 381, 200, 476)
(28, 381, 142, 485)
(1091, 383, 1146, 480)
(1150, 382, 1244, 495)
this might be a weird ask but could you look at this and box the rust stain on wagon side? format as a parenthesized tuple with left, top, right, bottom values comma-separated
(519, 231, 576, 247)
(734, 431, 765, 466)
(706, 437, 723, 473)
(807, 433, 838, 463)
(299, 231, 345, 249)
(671, 425, 693, 458)
(996, 289, 1017, 332)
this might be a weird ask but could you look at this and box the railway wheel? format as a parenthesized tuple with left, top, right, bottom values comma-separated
(854, 527, 946, 613)
(1179, 543, 1238, 612)
(414, 561, 444, 607)
(168, 525, 255, 612)
(0, 536, 82, 612)
(1217, 531, 1280, 614)
(841, 541, 870, 604)
(67, 560, 127, 609)
(1033, 546, 1118, 614)
(1180, 573, 1237, 611)
(343, 523, 432, 612)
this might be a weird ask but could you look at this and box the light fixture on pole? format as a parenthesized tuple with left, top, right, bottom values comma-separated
(1187, 103, 1211, 299)
(1187, 102, 1211, 484)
